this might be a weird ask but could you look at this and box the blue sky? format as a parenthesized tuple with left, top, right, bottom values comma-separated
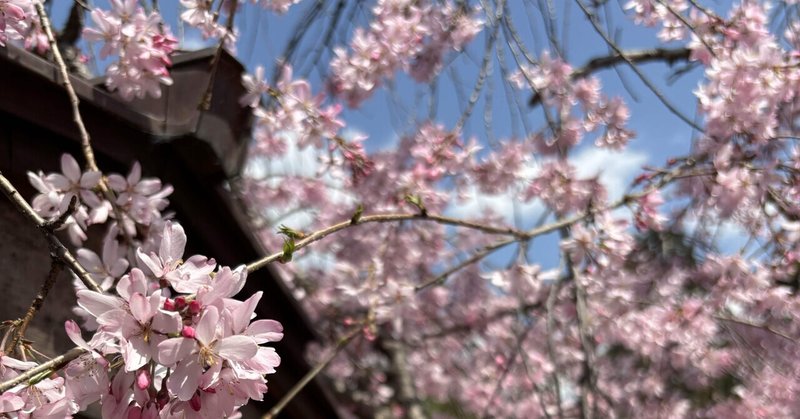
(49, 0, 748, 268)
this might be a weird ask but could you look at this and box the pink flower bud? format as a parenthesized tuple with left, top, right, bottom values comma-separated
(136, 369, 151, 390)
(163, 299, 175, 311)
(188, 300, 201, 315)
(182, 326, 196, 339)
(175, 296, 187, 309)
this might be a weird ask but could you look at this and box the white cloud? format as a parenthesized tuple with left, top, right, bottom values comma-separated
(446, 147, 650, 226)
(571, 147, 648, 201)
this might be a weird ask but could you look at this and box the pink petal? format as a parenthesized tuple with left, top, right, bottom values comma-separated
(3, 4, 25, 21)
(196, 306, 219, 345)
(128, 162, 142, 185)
(129, 293, 154, 325)
(61, 154, 81, 183)
(65, 320, 91, 350)
(159, 222, 186, 265)
(152, 310, 181, 334)
(0, 393, 24, 413)
(1, 356, 36, 371)
(246, 320, 284, 344)
(216, 335, 258, 362)
(76, 248, 104, 274)
(80, 170, 102, 189)
(157, 337, 195, 366)
(107, 173, 128, 191)
(136, 249, 164, 278)
(77, 290, 122, 318)
(232, 291, 262, 333)
(248, 347, 281, 374)
(116, 268, 147, 300)
(97, 309, 139, 337)
(167, 360, 201, 401)
(123, 336, 150, 371)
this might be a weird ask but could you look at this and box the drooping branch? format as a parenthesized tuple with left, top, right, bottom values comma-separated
(262, 324, 364, 419)
(7, 258, 65, 354)
(247, 155, 695, 277)
(0, 172, 102, 293)
(200, 0, 238, 110)
(245, 212, 530, 272)
(34, 2, 134, 246)
(34, 3, 97, 173)
(573, 0, 702, 131)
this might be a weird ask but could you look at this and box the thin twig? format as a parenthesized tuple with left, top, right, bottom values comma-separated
(261, 325, 363, 419)
(246, 213, 528, 272)
(573, 0, 703, 131)
(381, 338, 428, 419)
(0, 172, 102, 292)
(544, 279, 565, 419)
(200, 0, 239, 110)
(35, 2, 134, 246)
(34, 2, 97, 172)
(7, 258, 65, 354)
(0, 347, 87, 393)
(247, 157, 694, 277)
(714, 315, 798, 343)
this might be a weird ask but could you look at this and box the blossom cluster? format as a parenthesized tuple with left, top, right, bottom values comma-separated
(5, 0, 800, 417)
(180, 0, 302, 48)
(328, 0, 483, 107)
(237, 2, 800, 417)
(509, 52, 635, 154)
(240, 64, 374, 184)
(83, 0, 177, 100)
(4, 155, 283, 418)
(0, 1, 34, 47)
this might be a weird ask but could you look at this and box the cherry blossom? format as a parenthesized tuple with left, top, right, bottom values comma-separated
(6, 0, 800, 417)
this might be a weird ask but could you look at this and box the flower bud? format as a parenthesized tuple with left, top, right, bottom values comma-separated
(163, 299, 175, 311)
(175, 296, 187, 309)
(136, 369, 151, 390)
(182, 325, 196, 339)
(188, 300, 201, 315)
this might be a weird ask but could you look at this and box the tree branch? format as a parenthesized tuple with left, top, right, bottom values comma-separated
(247, 155, 693, 279)
(35, 2, 135, 246)
(529, 47, 691, 106)
(0, 347, 87, 393)
(573, 0, 702, 131)
(262, 324, 363, 419)
(0, 172, 102, 293)
(34, 3, 97, 173)
(246, 212, 529, 273)
(7, 258, 65, 354)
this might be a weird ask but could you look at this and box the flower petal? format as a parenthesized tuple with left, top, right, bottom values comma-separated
(246, 320, 284, 344)
(159, 222, 186, 266)
(167, 359, 201, 401)
(77, 290, 122, 318)
(216, 335, 257, 362)
(196, 306, 219, 345)
(157, 338, 195, 366)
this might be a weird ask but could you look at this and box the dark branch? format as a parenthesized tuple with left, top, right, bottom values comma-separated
(529, 47, 691, 106)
